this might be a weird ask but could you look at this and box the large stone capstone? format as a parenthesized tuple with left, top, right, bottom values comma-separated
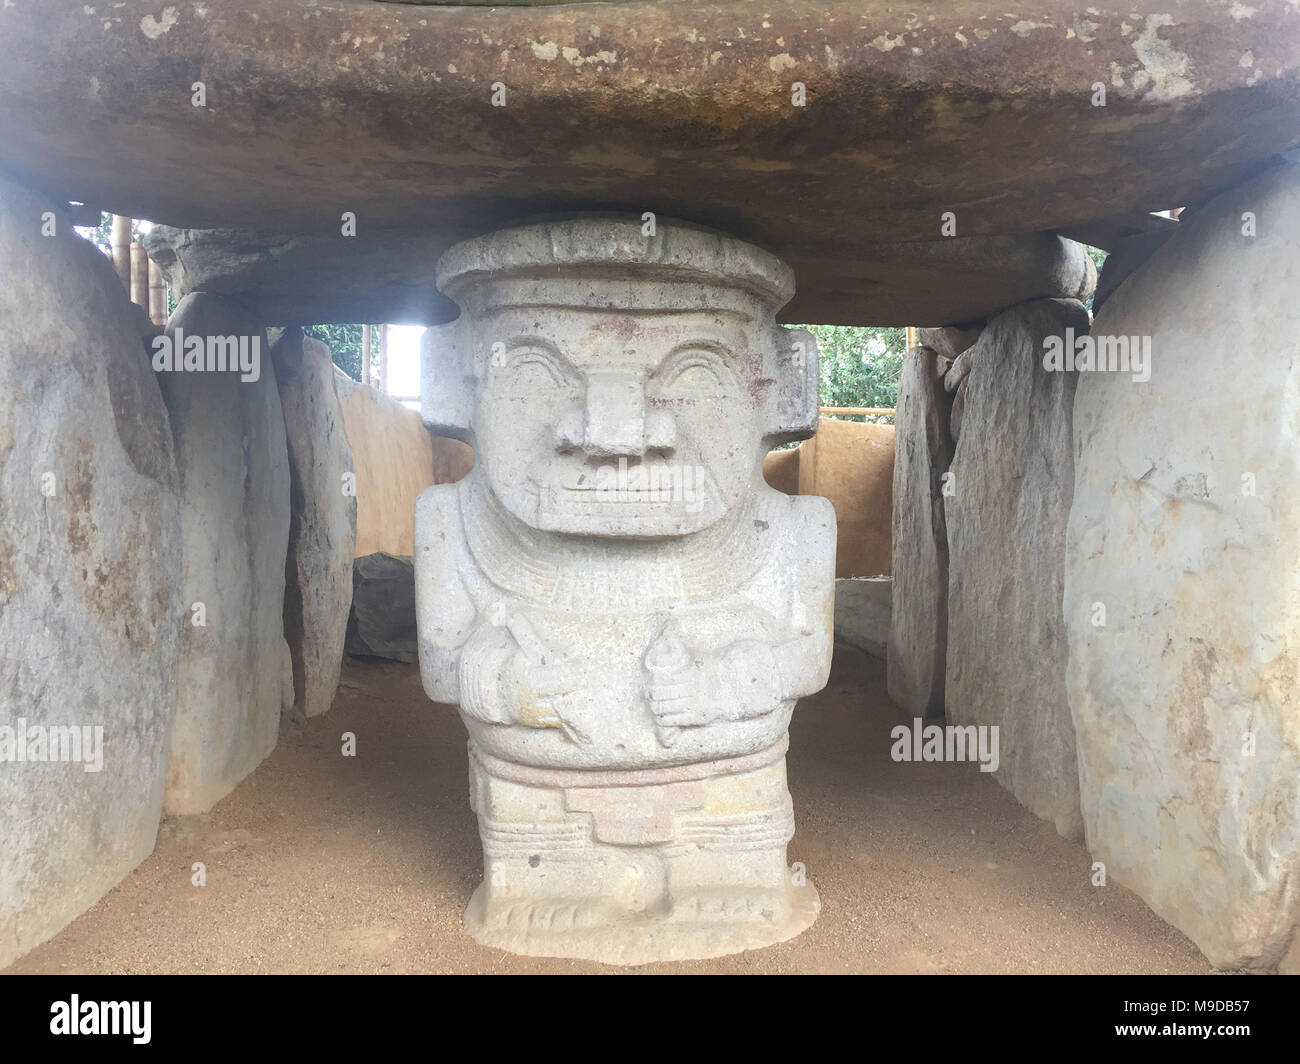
(1065, 160, 1300, 971)
(415, 216, 835, 963)
(141, 223, 1096, 328)
(5, 1, 1297, 323)
(0, 178, 181, 967)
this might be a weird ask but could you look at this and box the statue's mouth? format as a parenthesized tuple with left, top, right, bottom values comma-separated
(524, 459, 716, 523)
(556, 458, 712, 506)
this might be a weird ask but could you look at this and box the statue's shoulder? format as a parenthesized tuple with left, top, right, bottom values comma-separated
(414, 480, 470, 556)
(760, 484, 835, 537)
(758, 487, 836, 577)
(789, 490, 835, 528)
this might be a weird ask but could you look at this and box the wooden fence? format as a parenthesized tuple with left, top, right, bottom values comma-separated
(109, 214, 167, 327)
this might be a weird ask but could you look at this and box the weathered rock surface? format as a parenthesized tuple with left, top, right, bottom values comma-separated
(943, 347, 979, 393)
(920, 325, 983, 364)
(143, 224, 1095, 328)
(346, 553, 418, 664)
(1065, 161, 1300, 970)
(336, 376, 472, 557)
(948, 377, 968, 442)
(158, 293, 290, 814)
(945, 298, 1089, 839)
(834, 577, 891, 660)
(272, 329, 356, 719)
(0, 178, 181, 967)
(143, 228, 458, 328)
(887, 349, 952, 718)
(1092, 229, 1176, 312)
(6, 2, 1295, 322)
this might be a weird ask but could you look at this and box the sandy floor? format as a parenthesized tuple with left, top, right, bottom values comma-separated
(7, 646, 1210, 974)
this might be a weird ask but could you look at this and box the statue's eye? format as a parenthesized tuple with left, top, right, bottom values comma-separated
(494, 346, 566, 391)
(658, 351, 733, 396)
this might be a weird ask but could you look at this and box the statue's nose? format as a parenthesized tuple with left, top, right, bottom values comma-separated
(581, 371, 646, 458)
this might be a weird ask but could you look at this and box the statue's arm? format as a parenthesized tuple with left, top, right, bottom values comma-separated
(413, 484, 478, 707)
(413, 484, 578, 734)
(723, 495, 836, 718)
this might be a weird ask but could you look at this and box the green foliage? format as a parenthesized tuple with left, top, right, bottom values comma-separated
(303, 324, 382, 381)
(78, 212, 113, 252)
(1083, 245, 1108, 313)
(798, 324, 907, 420)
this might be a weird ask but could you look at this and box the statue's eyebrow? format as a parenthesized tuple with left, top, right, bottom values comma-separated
(494, 335, 580, 376)
(652, 339, 734, 377)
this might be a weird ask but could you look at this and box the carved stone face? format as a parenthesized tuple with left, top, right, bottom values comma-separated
(468, 282, 775, 538)
(425, 218, 817, 539)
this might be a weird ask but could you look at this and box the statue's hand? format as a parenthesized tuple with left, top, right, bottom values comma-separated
(716, 639, 785, 721)
(497, 610, 591, 745)
(643, 621, 717, 746)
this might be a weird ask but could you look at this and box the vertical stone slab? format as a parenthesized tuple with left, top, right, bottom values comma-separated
(944, 298, 1088, 839)
(1065, 162, 1300, 970)
(271, 329, 356, 718)
(887, 348, 952, 717)
(157, 293, 290, 814)
(0, 179, 181, 967)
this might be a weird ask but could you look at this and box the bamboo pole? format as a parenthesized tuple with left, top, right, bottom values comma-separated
(111, 215, 132, 292)
(378, 324, 388, 394)
(361, 324, 372, 385)
(148, 259, 167, 326)
(905, 326, 918, 350)
(130, 241, 149, 309)
(819, 406, 896, 417)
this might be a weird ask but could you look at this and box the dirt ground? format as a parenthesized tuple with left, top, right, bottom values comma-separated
(7, 646, 1210, 974)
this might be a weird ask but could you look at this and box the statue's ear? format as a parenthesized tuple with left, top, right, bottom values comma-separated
(421, 318, 475, 444)
(765, 326, 820, 445)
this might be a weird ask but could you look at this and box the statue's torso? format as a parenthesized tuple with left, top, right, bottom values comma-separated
(415, 473, 834, 769)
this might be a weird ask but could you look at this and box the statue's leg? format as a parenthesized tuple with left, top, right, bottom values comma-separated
(462, 740, 818, 964)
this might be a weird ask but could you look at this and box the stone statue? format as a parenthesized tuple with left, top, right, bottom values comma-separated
(416, 217, 835, 963)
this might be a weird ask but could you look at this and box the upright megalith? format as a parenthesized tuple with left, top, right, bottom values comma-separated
(1065, 161, 1300, 970)
(416, 217, 834, 964)
(271, 329, 356, 719)
(887, 348, 953, 718)
(155, 293, 290, 814)
(944, 299, 1088, 839)
(0, 178, 181, 967)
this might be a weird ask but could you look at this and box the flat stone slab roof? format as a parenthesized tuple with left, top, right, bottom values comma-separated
(3, 0, 1297, 322)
